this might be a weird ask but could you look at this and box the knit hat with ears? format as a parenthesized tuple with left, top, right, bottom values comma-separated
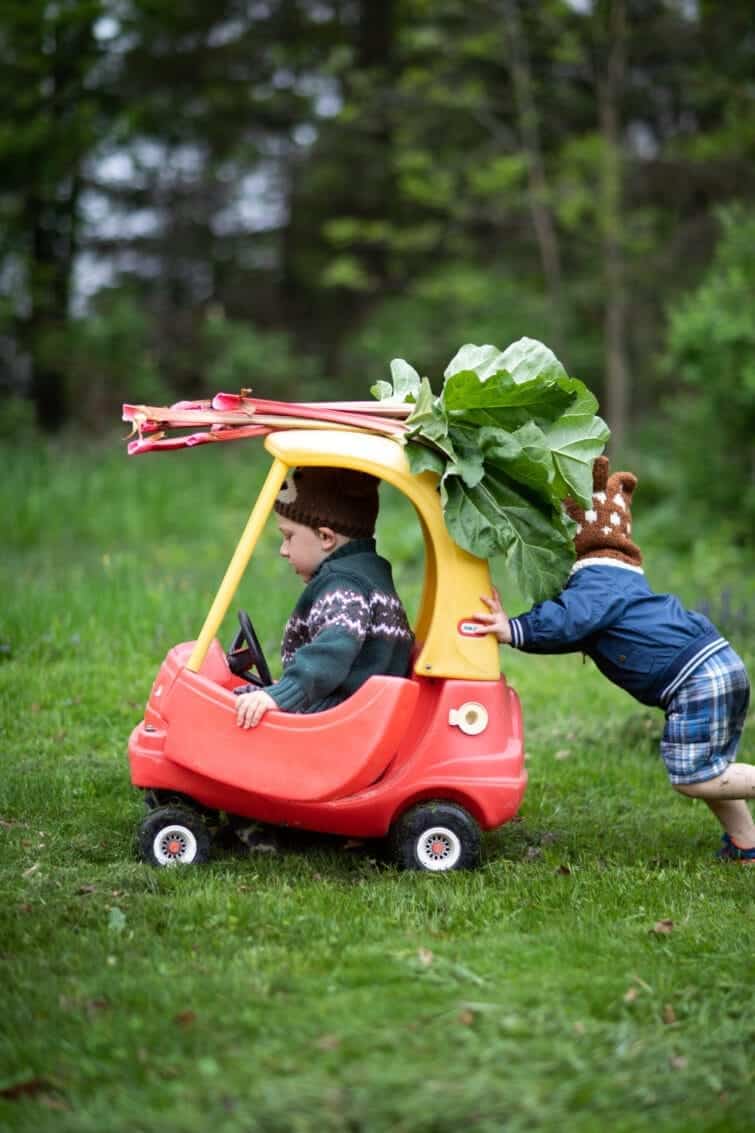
(274, 466, 379, 538)
(564, 455, 643, 567)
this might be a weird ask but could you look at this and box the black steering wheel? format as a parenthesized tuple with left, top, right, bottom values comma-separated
(227, 609, 273, 687)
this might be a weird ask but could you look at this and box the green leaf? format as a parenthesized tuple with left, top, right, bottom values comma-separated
(406, 378, 458, 463)
(406, 378, 445, 438)
(506, 528, 575, 608)
(444, 423, 486, 488)
(444, 343, 512, 381)
(497, 336, 570, 386)
(405, 440, 446, 478)
(371, 358, 422, 403)
(441, 473, 510, 561)
(371, 379, 395, 401)
(390, 358, 422, 400)
(543, 413, 611, 505)
(478, 421, 554, 498)
(442, 367, 575, 425)
(560, 381, 599, 417)
(444, 337, 569, 387)
(442, 469, 575, 605)
(383, 337, 605, 602)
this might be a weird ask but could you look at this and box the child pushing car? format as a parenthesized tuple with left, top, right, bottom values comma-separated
(235, 466, 414, 729)
(470, 456, 754, 863)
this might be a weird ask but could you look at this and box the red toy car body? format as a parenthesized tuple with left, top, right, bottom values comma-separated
(129, 428, 526, 870)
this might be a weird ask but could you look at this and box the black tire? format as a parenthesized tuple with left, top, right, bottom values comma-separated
(137, 806, 211, 868)
(389, 801, 481, 872)
(143, 789, 219, 822)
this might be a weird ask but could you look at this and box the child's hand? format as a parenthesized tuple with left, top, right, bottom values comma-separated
(470, 588, 512, 645)
(235, 689, 277, 729)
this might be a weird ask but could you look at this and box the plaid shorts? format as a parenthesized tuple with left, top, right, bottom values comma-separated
(660, 645, 750, 785)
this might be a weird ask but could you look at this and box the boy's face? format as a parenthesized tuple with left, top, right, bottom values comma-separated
(276, 516, 331, 582)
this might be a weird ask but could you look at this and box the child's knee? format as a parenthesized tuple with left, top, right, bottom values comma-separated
(672, 780, 703, 798)
(671, 765, 755, 800)
(670, 765, 730, 798)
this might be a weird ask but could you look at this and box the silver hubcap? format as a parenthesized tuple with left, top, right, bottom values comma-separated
(153, 824, 198, 866)
(416, 825, 462, 871)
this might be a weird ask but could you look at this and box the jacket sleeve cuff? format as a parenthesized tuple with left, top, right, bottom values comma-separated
(269, 676, 309, 713)
(509, 617, 526, 649)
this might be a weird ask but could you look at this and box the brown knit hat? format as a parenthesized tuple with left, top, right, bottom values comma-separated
(564, 455, 642, 567)
(274, 467, 379, 538)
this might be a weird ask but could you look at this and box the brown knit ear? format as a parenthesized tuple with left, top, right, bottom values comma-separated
(608, 471, 638, 501)
(592, 455, 609, 492)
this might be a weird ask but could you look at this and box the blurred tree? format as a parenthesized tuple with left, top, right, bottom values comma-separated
(501, 0, 563, 342)
(1, 0, 754, 448)
(0, 0, 108, 429)
(660, 204, 755, 544)
(92, 0, 335, 387)
(202, 306, 324, 401)
(595, 0, 628, 453)
(51, 286, 169, 426)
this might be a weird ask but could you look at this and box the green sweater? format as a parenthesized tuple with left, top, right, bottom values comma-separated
(267, 539, 414, 714)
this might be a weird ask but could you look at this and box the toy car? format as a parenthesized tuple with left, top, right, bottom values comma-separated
(128, 427, 526, 871)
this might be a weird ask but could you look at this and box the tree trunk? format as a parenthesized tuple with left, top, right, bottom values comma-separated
(26, 186, 79, 431)
(23, 9, 95, 432)
(321, 0, 398, 376)
(502, 0, 563, 344)
(596, 0, 629, 454)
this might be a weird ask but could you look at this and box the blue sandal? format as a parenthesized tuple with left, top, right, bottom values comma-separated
(717, 833, 755, 862)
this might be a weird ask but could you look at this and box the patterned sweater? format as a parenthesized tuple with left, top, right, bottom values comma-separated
(265, 538, 414, 714)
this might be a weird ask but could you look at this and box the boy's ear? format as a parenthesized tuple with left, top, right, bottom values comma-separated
(317, 526, 339, 550)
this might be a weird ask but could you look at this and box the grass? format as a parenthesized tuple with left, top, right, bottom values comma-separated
(1, 435, 753, 1133)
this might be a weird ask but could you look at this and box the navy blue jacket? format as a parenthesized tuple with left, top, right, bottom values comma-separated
(509, 558, 727, 707)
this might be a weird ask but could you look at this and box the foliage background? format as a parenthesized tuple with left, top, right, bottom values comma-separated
(0, 0, 754, 543)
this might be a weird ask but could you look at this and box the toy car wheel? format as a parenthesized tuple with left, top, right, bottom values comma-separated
(389, 802, 481, 872)
(138, 806, 211, 868)
(143, 789, 218, 821)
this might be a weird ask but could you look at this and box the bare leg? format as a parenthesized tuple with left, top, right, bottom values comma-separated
(673, 763, 755, 800)
(699, 799, 755, 846)
(674, 768, 755, 846)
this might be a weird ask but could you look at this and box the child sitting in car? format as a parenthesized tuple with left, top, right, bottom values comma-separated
(235, 466, 414, 728)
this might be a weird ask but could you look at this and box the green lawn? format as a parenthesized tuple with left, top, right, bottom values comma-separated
(1, 438, 753, 1133)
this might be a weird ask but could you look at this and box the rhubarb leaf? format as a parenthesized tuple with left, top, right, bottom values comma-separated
(375, 336, 609, 603)
(441, 469, 576, 605)
(445, 423, 486, 488)
(406, 442, 446, 478)
(495, 336, 570, 386)
(544, 413, 611, 506)
(442, 366, 574, 421)
(478, 422, 553, 499)
(371, 358, 422, 403)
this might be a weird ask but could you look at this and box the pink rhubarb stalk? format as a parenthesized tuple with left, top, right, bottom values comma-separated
(123, 392, 412, 454)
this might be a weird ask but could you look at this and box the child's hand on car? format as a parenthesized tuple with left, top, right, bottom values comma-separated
(470, 588, 512, 644)
(235, 689, 277, 729)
